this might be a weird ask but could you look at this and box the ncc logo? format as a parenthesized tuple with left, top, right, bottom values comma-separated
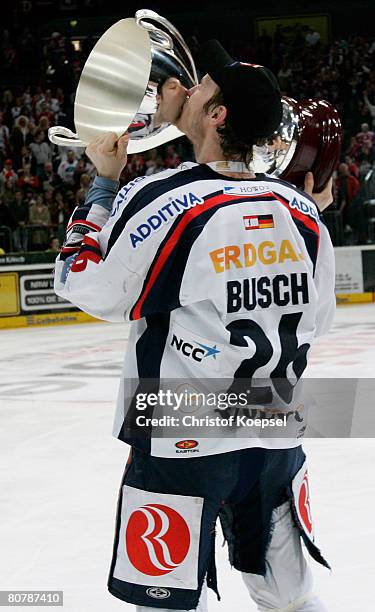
(126, 504, 191, 576)
(171, 334, 220, 362)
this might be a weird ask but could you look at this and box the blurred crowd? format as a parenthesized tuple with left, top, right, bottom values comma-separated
(256, 26, 375, 246)
(0, 25, 374, 252)
(0, 81, 184, 252)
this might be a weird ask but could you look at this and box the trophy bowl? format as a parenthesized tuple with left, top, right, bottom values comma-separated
(252, 97, 342, 192)
(48, 9, 198, 154)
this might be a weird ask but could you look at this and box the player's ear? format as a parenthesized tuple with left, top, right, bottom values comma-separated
(210, 105, 227, 128)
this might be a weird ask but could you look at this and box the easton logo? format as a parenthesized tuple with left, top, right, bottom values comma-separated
(146, 587, 171, 600)
(126, 504, 190, 576)
(171, 334, 220, 362)
(175, 440, 199, 450)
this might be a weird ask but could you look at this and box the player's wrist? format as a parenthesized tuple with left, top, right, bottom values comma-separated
(98, 172, 121, 181)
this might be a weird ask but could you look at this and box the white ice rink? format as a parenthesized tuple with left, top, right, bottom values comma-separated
(1, 304, 375, 611)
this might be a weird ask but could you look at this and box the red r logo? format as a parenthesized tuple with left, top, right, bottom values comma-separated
(126, 504, 191, 576)
(298, 470, 313, 534)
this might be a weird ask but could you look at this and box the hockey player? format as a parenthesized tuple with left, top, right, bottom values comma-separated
(54, 41, 335, 611)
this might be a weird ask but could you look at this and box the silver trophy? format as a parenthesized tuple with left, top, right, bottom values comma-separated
(48, 9, 198, 154)
(48, 9, 341, 190)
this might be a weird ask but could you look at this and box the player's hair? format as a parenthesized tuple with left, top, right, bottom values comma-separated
(203, 89, 257, 167)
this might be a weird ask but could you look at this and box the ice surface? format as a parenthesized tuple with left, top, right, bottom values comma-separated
(1, 304, 375, 611)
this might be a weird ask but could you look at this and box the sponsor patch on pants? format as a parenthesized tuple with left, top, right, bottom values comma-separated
(113, 485, 203, 589)
(292, 460, 315, 543)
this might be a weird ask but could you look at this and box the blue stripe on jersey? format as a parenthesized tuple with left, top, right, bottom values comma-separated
(118, 313, 170, 451)
(264, 175, 320, 210)
(291, 217, 319, 274)
(271, 190, 319, 274)
(70, 204, 91, 223)
(105, 165, 222, 258)
(130, 194, 277, 319)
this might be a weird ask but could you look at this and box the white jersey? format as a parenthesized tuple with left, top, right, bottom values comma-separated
(54, 162, 335, 457)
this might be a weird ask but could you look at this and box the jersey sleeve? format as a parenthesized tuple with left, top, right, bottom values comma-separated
(54, 175, 143, 322)
(54, 168, 185, 322)
(312, 221, 336, 336)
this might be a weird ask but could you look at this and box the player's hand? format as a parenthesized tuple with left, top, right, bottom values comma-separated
(304, 171, 334, 212)
(85, 132, 129, 181)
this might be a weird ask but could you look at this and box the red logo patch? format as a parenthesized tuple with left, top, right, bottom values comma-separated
(126, 504, 190, 576)
(298, 470, 313, 534)
(175, 440, 198, 450)
(70, 250, 100, 272)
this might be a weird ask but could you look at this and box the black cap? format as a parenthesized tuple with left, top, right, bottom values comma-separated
(198, 40, 283, 142)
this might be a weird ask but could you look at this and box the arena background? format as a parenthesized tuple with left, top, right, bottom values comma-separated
(1, 3, 375, 612)
(0, 0, 375, 327)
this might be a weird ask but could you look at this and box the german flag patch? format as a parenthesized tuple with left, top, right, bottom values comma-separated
(243, 214, 274, 230)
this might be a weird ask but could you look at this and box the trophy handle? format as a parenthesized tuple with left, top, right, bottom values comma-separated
(135, 14, 174, 51)
(135, 9, 198, 84)
(48, 125, 87, 148)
